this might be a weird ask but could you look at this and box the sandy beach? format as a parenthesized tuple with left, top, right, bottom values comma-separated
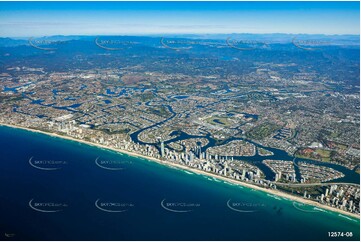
(0, 122, 359, 220)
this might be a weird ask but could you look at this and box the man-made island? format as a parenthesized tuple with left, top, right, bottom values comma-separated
(0, 122, 359, 219)
(0, 35, 359, 219)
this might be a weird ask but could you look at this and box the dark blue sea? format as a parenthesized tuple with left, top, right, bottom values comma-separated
(0, 125, 359, 241)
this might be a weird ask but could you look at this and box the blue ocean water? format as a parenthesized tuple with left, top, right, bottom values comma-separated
(0, 125, 359, 241)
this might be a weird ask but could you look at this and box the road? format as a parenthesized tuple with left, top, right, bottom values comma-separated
(274, 182, 359, 187)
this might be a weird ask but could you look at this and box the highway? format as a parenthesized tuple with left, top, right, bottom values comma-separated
(274, 182, 360, 187)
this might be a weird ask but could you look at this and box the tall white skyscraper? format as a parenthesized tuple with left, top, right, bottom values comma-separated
(242, 169, 246, 180)
(190, 152, 194, 162)
(160, 141, 165, 157)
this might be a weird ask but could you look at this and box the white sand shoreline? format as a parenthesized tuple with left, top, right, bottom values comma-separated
(0, 123, 359, 220)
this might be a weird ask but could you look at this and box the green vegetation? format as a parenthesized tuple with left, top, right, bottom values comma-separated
(0, 95, 24, 102)
(96, 128, 131, 135)
(278, 185, 324, 197)
(315, 149, 331, 161)
(247, 122, 282, 140)
(258, 147, 273, 156)
(330, 131, 340, 138)
(136, 92, 155, 102)
(147, 106, 170, 118)
(335, 143, 348, 150)
(296, 148, 332, 162)
(205, 116, 232, 126)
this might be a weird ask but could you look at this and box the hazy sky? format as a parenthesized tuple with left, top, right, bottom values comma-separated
(0, 1, 359, 37)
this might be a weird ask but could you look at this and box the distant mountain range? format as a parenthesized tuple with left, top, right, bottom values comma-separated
(0, 34, 359, 47)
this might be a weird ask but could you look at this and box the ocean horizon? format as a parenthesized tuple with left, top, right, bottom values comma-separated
(0, 125, 359, 241)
